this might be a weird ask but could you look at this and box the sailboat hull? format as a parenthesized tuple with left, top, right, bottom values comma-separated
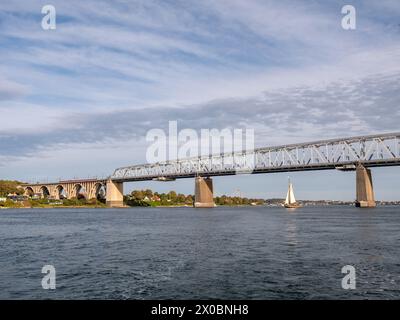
(284, 203, 301, 208)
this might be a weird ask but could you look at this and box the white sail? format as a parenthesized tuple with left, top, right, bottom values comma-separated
(285, 187, 290, 204)
(288, 183, 296, 204)
(284, 181, 297, 205)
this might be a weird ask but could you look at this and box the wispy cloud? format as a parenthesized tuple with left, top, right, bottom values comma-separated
(1, 72, 399, 158)
(0, 78, 29, 101)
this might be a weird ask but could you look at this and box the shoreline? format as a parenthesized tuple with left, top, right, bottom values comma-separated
(1, 203, 400, 210)
(0, 206, 393, 210)
(0, 205, 108, 209)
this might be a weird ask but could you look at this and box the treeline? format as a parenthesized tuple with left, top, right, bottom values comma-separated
(0, 180, 24, 197)
(215, 196, 264, 206)
(125, 189, 193, 207)
(125, 189, 265, 207)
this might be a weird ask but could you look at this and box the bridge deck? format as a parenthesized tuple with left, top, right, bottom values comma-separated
(111, 132, 400, 182)
(23, 132, 400, 185)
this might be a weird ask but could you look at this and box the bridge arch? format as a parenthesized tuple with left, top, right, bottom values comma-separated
(40, 186, 50, 198)
(55, 185, 67, 199)
(74, 184, 87, 200)
(25, 187, 34, 197)
(89, 182, 106, 200)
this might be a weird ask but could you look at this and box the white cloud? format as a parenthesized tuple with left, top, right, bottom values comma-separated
(0, 78, 29, 101)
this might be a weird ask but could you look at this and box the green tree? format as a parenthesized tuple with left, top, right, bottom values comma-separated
(0, 180, 24, 197)
(144, 189, 153, 198)
(131, 190, 144, 200)
(177, 193, 186, 203)
(185, 195, 193, 204)
(167, 191, 177, 202)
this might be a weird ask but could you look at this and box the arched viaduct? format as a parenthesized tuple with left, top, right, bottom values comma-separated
(23, 179, 108, 202)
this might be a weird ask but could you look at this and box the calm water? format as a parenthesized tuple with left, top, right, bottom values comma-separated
(0, 206, 399, 299)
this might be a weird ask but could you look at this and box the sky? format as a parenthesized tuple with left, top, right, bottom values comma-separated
(0, 0, 399, 200)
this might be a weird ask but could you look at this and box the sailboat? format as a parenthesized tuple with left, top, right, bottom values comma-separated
(284, 178, 301, 208)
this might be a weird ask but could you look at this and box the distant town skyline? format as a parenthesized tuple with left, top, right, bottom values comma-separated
(0, 0, 399, 200)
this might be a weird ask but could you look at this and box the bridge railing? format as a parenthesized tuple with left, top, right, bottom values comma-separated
(22, 176, 109, 186)
(111, 132, 400, 181)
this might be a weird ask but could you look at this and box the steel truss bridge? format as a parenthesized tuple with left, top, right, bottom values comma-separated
(111, 132, 400, 182)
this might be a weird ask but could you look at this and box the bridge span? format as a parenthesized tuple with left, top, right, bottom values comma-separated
(23, 179, 108, 202)
(23, 132, 400, 208)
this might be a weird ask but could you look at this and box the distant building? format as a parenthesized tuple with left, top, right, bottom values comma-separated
(7, 195, 28, 202)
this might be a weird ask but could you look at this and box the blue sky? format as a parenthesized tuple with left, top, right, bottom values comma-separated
(0, 0, 399, 200)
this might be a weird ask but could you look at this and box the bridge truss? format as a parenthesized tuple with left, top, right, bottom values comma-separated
(112, 132, 400, 182)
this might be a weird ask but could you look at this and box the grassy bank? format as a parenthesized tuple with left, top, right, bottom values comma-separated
(0, 198, 107, 209)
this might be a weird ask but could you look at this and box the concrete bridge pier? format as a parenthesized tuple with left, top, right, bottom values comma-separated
(355, 164, 376, 208)
(194, 176, 215, 208)
(106, 179, 124, 207)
